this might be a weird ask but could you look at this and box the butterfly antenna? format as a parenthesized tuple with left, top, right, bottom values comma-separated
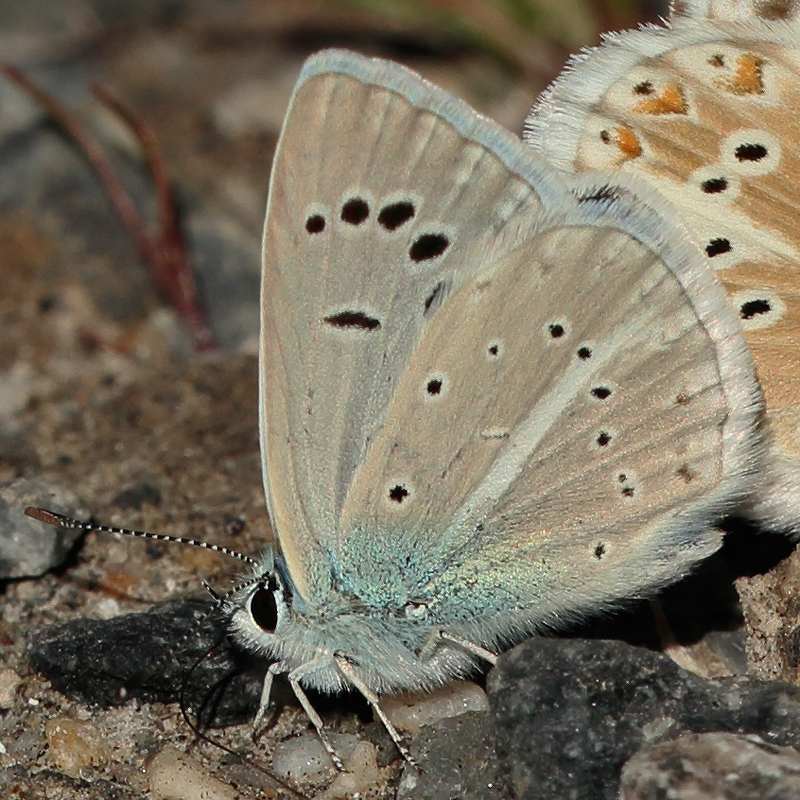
(24, 507, 258, 567)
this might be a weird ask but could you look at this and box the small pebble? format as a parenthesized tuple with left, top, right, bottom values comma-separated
(45, 717, 110, 779)
(318, 741, 382, 799)
(382, 681, 489, 732)
(621, 731, 800, 799)
(147, 746, 236, 800)
(0, 667, 22, 709)
(272, 733, 359, 780)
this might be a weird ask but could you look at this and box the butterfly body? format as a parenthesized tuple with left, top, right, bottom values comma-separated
(229, 542, 489, 696)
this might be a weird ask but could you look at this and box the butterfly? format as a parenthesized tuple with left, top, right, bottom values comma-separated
(27, 47, 764, 768)
(524, 0, 800, 538)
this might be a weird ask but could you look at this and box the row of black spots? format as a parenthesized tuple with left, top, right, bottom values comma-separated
(697, 169, 735, 263)
(304, 197, 450, 264)
(304, 198, 417, 235)
(547, 328, 594, 363)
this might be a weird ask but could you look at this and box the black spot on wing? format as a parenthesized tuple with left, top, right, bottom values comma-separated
(305, 214, 325, 233)
(323, 311, 381, 330)
(423, 281, 449, 316)
(706, 238, 731, 257)
(341, 198, 370, 225)
(378, 201, 415, 231)
(409, 233, 450, 262)
(740, 298, 771, 320)
(576, 185, 620, 204)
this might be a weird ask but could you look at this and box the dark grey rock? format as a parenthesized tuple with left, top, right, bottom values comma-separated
(185, 210, 261, 350)
(398, 711, 509, 800)
(26, 599, 268, 727)
(112, 480, 162, 510)
(0, 478, 85, 578)
(620, 732, 800, 800)
(488, 637, 800, 800)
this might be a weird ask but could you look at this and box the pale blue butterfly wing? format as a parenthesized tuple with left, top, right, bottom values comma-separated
(260, 52, 569, 607)
(524, 1, 800, 537)
(245, 49, 762, 712)
(339, 175, 762, 649)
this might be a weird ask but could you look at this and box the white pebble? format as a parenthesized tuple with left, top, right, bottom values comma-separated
(381, 681, 489, 732)
(147, 746, 236, 800)
(0, 668, 22, 709)
(45, 718, 110, 779)
(319, 741, 382, 799)
(272, 733, 359, 780)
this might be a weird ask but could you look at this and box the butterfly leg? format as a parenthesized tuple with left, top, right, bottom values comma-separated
(333, 653, 417, 766)
(252, 659, 285, 735)
(418, 629, 498, 666)
(287, 660, 347, 771)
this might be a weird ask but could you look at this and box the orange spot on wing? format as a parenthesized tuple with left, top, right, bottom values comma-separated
(633, 83, 688, 115)
(613, 125, 642, 159)
(729, 54, 765, 94)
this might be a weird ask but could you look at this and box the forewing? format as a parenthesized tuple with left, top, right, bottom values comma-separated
(261, 50, 568, 602)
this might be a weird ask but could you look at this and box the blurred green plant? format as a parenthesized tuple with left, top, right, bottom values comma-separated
(337, 0, 659, 76)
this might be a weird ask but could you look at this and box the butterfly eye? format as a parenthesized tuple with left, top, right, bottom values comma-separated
(249, 585, 279, 633)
